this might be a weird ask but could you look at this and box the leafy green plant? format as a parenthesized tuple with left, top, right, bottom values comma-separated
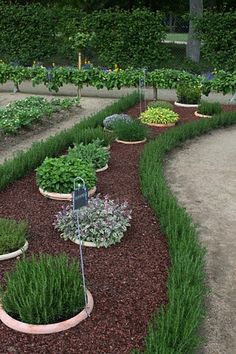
(67, 139, 110, 170)
(103, 113, 132, 130)
(0, 218, 27, 255)
(140, 107, 179, 125)
(54, 195, 132, 248)
(176, 83, 202, 104)
(197, 101, 222, 116)
(113, 119, 148, 142)
(0, 96, 79, 135)
(148, 100, 174, 110)
(0, 254, 84, 324)
(36, 155, 96, 193)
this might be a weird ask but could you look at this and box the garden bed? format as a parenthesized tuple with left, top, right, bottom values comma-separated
(0, 100, 235, 353)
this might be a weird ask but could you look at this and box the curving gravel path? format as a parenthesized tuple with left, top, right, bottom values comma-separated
(165, 127, 236, 354)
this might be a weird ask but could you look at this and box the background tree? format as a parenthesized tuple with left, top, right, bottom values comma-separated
(186, 0, 203, 62)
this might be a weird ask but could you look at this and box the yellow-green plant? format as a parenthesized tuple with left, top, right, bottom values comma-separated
(140, 107, 179, 125)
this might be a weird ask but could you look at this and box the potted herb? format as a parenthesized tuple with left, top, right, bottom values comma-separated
(175, 83, 202, 107)
(67, 139, 110, 172)
(36, 156, 96, 201)
(0, 218, 28, 261)
(195, 101, 222, 118)
(140, 107, 179, 127)
(54, 195, 132, 248)
(72, 128, 114, 150)
(148, 100, 174, 110)
(0, 254, 93, 334)
(103, 113, 132, 132)
(113, 119, 148, 144)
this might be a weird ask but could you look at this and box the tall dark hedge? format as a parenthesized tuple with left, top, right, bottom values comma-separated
(80, 8, 169, 69)
(0, 2, 83, 65)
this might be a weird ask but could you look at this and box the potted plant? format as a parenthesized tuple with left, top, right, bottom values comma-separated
(103, 113, 132, 132)
(36, 156, 97, 201)
(194, 100, 222, 118)
(113, 119, 148, 144)
(54, 195, 132, 248)
(0, 254, 93, 334)
(140, 107, 179, 127)
(67, 139, 110, 172)
(175, 83, 202, 107)
(72, 128, 114, 150)
(0, 218, 28, 261)
(148, 100, 174, 110)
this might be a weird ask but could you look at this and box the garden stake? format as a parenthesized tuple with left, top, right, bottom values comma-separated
(72, 177, 88, 311)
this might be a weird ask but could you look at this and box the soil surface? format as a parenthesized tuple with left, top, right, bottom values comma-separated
(165, 127, 236, 354)
(0, 98, 235, 354)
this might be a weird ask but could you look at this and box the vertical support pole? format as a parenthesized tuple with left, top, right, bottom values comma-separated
(77, 51, 82, 99)
(153, 86, 157, 101)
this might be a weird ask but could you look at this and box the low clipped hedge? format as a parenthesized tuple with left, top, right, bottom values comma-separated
(0, 92, 140, 192)
(138, 111, 236, 353)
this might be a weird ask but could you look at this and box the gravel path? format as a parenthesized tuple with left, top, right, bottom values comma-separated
(0, 93, 116, 164)
(165, 127, 236, 354)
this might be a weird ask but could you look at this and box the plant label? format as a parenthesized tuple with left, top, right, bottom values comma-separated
(73, 186, 88, 210)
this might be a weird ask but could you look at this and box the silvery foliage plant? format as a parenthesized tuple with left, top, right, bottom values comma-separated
(103, 113, 132, 130)
(54, 195, 132, 248)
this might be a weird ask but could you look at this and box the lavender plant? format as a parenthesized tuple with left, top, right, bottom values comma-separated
(103, 113, 132, 130)
(54, 195, 132, 248)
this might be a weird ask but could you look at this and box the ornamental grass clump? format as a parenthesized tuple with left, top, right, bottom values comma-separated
(72, 127, 114, 147)
(103, 113, 132, 130)
(36, 155, 96, 193)
(113, 119, 148, 141)
(148, 100, 174, 110)
(54, 195, 132, 248)
(67, 139, 110, 170)
(0, 254, 85, 324)
(176, 83, 202, 104)
(197, 101, 222, 116)
(140, 107, 179, 125)
(0, 218, 27, 255)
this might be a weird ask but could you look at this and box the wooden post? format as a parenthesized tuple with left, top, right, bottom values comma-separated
(77, 51, 82, 98)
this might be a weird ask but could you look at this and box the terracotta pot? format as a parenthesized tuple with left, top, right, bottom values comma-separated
(174, 101, 199, 108)
(115, 138, 147, 145)
(0, 241, 28, 261)
(70, 238, 97, 248)
(39, 186, 96, 201)
(102, 144, 111, 151)
(96, 164, 108, 173)
(0, 289, 93, 334)
(144, 122, 176, 127)
(194, 111, 212, 118)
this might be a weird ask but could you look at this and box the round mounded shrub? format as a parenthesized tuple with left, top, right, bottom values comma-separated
(103, 113, 132, 130)
(54, 195, 132, 248)
(148, 100, 174, 110)
(0, 254, 85, 324)
(113, 119, 148, 142)
(36, 156, 96, 194)
(176, 83, 201, 104)
(140, 107, 179, 125)
(67, 139, 110, 170)
(0, 218, 27, 256)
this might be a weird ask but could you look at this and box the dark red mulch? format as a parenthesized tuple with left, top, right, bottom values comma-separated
(0, 101, 235, 354)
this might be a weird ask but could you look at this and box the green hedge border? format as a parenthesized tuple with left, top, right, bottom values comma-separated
(138, 111, 236, 353)
(0, 92, 140, 191)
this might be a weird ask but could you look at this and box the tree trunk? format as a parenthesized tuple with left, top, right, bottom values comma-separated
(186, 0, 203, 62)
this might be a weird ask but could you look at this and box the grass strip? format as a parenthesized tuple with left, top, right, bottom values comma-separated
(138, 111, 236, 353)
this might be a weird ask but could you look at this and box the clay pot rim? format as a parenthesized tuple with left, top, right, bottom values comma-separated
(96, 164, 109, 173)
(0, 241, 28, 261)
(143, 122, 176, 127)
(0, 289, 93, 334)
(174, 101, 199, 108)
(115, 138, 147, 145)
(194, 111, 212, 118)
(70, 237, 98, 248)
(39, 186, 96, 201)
